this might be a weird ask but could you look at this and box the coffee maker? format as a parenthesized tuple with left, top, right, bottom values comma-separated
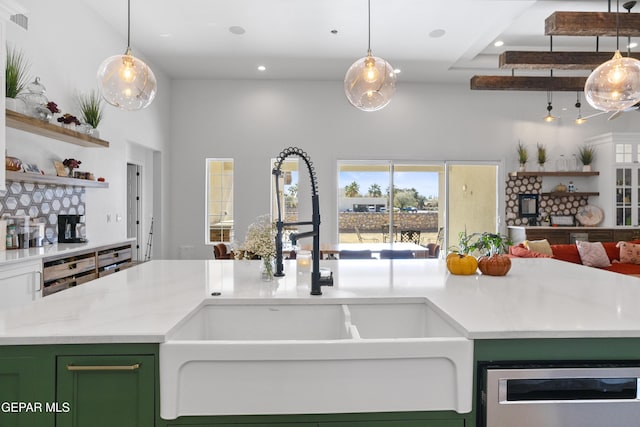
(57, 214, 87, 243)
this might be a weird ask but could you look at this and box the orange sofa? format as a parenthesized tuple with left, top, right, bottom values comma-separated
(510, 241, 640, 276)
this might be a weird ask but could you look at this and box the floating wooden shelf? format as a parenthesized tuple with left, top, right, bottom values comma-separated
(541, 191, 599, 197)
(6, 171, 108, 188)
(510, 171, 599, 177)
(5, 110, 109, 148)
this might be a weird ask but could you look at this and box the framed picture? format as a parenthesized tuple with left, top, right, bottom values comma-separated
(54, 160, 67, 177)
(21, 163, 42, 174)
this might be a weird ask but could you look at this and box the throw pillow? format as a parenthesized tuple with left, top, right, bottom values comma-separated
(617, 241, 640, 264)
(523, 239, 553, 256)
(509, 244, 552, 258)
(576, 240, 611, 267)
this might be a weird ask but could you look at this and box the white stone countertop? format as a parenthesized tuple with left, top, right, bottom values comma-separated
(0, 238, 136, 266)
(1, 257, 640, 345)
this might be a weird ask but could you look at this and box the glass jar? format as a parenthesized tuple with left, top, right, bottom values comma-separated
(18, 77, 50, 121)
(556, 154, 568, 172)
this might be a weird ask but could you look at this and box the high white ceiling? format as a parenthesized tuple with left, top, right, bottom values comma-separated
(83, 0, 628, 84)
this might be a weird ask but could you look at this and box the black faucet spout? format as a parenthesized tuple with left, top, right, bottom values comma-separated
(272, 148, 331, 295)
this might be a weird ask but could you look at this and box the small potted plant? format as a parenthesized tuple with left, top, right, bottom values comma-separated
(470, 232, 513, 276)
(78, 90, 104, 137)
(446, 229, 478, 275)
(5, 45, 30, 113)
(516, 141, 528, 172)
(577, 145, 595, 172)
(537, 143, 547, 171)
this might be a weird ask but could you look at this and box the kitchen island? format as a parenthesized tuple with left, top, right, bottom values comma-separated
(2, 257, 640, 426)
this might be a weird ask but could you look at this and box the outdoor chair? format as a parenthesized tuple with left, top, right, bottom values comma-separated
(400, 230, 421, 245)
(426, 243, 440, 258)
(355, 226, 379, 243)
(379, 249, 415, 259)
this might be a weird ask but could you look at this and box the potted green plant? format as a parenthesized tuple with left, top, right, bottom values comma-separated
(577, 145, 595, 172)
(537, 143, 547, 171)
(5, 45, 30, 112)
(469, 232, 513, 276)
(446, 230, 478, 275)
(78, 90, 104, 137)
(516, 141, 528, 171)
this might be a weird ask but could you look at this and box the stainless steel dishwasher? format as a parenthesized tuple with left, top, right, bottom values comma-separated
(480, 363, 640, 427)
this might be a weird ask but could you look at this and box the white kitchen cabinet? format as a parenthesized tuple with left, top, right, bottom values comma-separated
(586, 132, 640, 227)
(0, 259, 42, 308)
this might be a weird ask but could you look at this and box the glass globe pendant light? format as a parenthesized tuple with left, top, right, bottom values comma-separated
(584, 0, 640, 112)
(344, 0, 397, 111)
(97, 0, 157, 110)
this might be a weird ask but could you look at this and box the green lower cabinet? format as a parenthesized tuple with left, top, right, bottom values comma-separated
(56, 354, 155, 427)
(321, 421, 463, 427)
(0, 351, 55, 427)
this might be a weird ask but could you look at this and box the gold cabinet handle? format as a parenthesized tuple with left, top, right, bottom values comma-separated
(66, 363, 140, 372)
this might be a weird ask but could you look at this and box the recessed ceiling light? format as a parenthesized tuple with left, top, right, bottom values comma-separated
(159, 33, 171, 38)
(494, 40, 504, 47)
(429, 29, 446, 38)
(229, 26, 246, 35)
(393, 69, 401, 74)
(257, 65, 266, 71)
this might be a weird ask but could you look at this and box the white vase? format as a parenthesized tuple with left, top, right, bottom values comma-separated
(582, 164, 592, 172)
(518, 164, 526, 172)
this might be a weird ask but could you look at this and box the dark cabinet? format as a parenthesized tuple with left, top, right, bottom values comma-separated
(56, 354, 155, 427)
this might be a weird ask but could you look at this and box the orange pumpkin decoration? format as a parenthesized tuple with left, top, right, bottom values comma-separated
(446, 253, 478, 275)
(477, 254, 511, 276)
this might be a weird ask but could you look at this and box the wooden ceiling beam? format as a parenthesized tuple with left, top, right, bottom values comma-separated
(470, 76, 587, 91)
(546, 12, 640, 36)
(499, 51, 640, 70)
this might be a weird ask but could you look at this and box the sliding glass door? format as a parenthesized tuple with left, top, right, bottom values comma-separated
(337, 161, 443, 246)
(337, 160, 499, 253)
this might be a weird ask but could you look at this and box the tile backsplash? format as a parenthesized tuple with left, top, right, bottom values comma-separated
(1, 180, 85, 243)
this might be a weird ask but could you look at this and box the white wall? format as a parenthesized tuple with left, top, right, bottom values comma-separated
(5, 0, 172, 258)
(170, 79, 640, 259)
(9, 1, 640, 260)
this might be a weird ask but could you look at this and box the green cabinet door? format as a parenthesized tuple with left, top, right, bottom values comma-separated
(56, 354, 155, 427)
(0, 354, 54, 426)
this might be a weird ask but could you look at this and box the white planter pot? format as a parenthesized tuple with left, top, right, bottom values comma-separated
(582, 164, 592, 172)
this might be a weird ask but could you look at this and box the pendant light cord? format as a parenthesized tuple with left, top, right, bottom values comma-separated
(616, 0, 620, 50)
(127, 0, 131, 49)
(367, 0, 371, 53)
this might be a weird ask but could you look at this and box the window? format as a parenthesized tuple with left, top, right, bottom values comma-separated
(271, 158, 299, 244)
(337, 161, 499, 251)
(206, 159, 233, 244)
(338, 161, 443, 246)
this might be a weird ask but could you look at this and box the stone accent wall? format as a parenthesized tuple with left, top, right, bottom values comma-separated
(0, 180, 86, 243)
(339, 212, 439, 232)
(505, 175, 588, 226)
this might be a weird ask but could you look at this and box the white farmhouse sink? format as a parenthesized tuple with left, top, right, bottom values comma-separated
(160, 298, 473, 420)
